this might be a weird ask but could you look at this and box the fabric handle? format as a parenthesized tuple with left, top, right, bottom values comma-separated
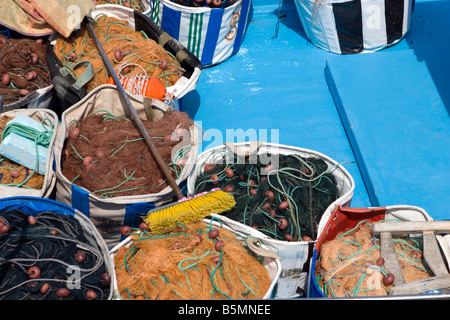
(59, 60, 95, 90)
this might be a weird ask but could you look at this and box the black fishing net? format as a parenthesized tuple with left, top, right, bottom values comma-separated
(194, 152, 341, 241)
(171, 0, 237, 9)
(0, 210, 111, 300)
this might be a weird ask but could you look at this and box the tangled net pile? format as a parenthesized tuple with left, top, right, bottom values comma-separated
(0, 35, 51, 106)
(194, 151, 341, 241)
(172, 0, 237, 9)
(53, 15, 184, 93)
(0, 115, 48, 190)
(0, 210, 111, 300)
(315, 220, 432, 297)
(62, 109, 194, 198)
(114, 219, 272, 299)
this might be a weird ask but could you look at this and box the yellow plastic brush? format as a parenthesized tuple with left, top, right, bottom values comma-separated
(84, 18, 235, 235)
(144, 188, 236, 234)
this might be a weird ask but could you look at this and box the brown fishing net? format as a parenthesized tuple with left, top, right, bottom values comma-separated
(114, 220, 272, 300)
(0, 115, 45, 189)
(53, 15, 184, 93)
(0, 36, 51, 105)
(61, 109, 194, 198)
(315, 220, 433, 297)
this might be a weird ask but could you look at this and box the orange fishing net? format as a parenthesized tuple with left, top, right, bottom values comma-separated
(94, 0, 144, 11)
(53, 15, 183, 93)
(0, 116, 45, 189)
(315, 220, 432, 297)
(62, 109, 194, 198)
(114, 220, 273, 300)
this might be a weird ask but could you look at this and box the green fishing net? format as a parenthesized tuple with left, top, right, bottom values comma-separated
(193, 151, 341, 241)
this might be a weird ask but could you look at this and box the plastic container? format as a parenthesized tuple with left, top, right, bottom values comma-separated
(187, 142, 355, 298)
(309, 205, 450, 299)
(147, 0, 252, 66)
(293, 0, 414, 54)
(0, 108, 59, 199)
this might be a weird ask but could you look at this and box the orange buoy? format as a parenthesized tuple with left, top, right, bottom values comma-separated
(106, 76, 167, 101)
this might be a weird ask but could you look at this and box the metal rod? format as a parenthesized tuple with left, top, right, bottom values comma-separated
(83, 17, 183, 199)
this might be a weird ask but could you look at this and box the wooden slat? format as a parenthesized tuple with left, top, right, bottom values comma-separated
(380, 232, 405, 286)
(373, 221, 450, 235)
(423, 231, 449, 277)
(390, 276, 450, 296)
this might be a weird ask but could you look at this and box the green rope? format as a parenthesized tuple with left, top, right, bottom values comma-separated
(179, 250, 212, 270)
(1, 117, 53, 147)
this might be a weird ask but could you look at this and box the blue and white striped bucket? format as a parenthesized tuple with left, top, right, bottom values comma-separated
(147, 0, 252, 66)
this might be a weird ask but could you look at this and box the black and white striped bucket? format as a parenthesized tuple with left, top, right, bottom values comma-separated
(293, 0, 414, 54)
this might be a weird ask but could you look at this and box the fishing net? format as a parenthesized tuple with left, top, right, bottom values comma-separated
(0, 115, 46, 190)
(0, 209, 112, 300)
(113, 219, 272, 300)
(61, 109, 194, 198)
(0, 36, 51, 105)
(171, 0, 237, 9)
(95, 0, 146, 11)
(53, 15, 184, 93)
(315, 219, 433, 298)
(193, 150, 341, 241)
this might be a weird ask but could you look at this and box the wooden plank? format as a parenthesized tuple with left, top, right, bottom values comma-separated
(423, 231, 449, 277)
(390, 276, 450, 296)
(380, 232, 405, 286)
(373, 221, 450, 235)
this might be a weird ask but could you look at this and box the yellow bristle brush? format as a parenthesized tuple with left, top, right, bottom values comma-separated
(143, 188, 235, 234)
(84, 18, 235, 235)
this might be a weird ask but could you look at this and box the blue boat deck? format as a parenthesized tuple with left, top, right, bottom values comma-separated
(180, 0, 450, 220)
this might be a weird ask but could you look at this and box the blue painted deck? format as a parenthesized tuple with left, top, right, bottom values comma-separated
(180, 0, 450, 220)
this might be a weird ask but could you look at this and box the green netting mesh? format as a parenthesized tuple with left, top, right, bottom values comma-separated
(193, 152, 341, 241)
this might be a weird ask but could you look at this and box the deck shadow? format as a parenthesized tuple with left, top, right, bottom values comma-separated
(406, 0, 450, 116)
